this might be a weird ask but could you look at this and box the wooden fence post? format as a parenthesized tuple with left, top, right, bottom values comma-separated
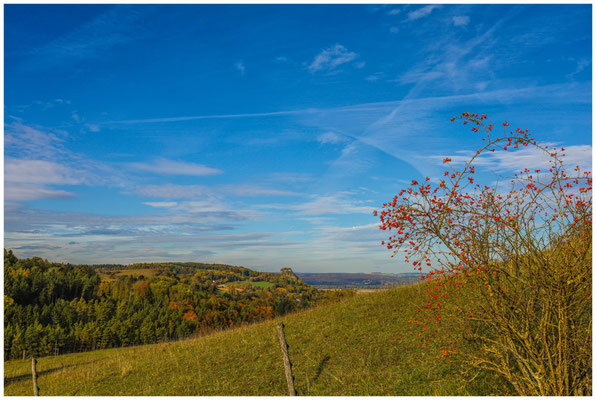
(32, 357, 39, 396)
(276, 322, 297, 396)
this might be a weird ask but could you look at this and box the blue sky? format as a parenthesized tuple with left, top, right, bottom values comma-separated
(4, 4, 592, 272)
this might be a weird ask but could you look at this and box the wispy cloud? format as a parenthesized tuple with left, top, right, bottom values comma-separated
(393, 11, 510, 94)
(136, 183, 298, 199)
(102, 82, 590, 177)
(5, 203, 256, 238)
(430, 144, 592, 173)
(5, 204, 266, 263)
(258, 192, 374, 216)
(5, 186, 75, 202)
(293, 194, 373, 215)
(308, 44, 359, 73)
(25, 5, 152, 70)
(225, 185, 298, 197)
(5, 119, 68, 159)
(234, 61, 246, 76)
(143, 201, 178, 208)
(22, 5, 153, 69)
(365, 72, 384, 82)
(85, 123, 101, 132)
(567, 58, 590, 79)
(406, 5, 441, 21)
(317, 131, 346, 145)
(129, 158, 223, 176)
(143, 200, 231, 213)
(4, 202, 285, 265)
(5, 158, 82, 185)
(13, 244, 62, 251)
(265, 172, 313, 183)
(5, 119, 129, 191)
(295, 79, 591, 186)
(452, 15, 470, 26)
(4, 157, 84, 201)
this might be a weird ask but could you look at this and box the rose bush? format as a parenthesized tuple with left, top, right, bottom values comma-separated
(376, 113, 592, 395)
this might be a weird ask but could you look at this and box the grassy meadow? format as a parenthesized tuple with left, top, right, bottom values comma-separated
(4, 283, 502, 396)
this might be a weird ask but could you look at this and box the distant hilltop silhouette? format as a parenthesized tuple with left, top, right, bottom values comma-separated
(280, 267, 300, 280)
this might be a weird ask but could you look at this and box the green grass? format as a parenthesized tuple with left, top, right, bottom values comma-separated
(234, 280, 274, 289)
(4, 284, 499, 396)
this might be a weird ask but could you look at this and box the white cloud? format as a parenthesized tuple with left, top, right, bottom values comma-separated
(137, 184, 211, 198)
(568, 59, 590, 79)
(143, 201, 178, 208)
(4, 158, 83, 201)
(452, 16, 470, 26)
(143, 200, 228, 213)
(397, 53, 493, 88)
(266, 172, 313, 183)
(308, 44, 359, 73)
(491, 144, 592, 172)
(258, 192, 374, 216)
(4, 120, 129, 198)
(387, 8, 401, 15)
(129, 158, 223, 176)
(389, 26, 399, 34)
(228, 185, 298, 197)
(407, 5, 441, 21)
(138, 198, 265, 218)
(317, 132, 339, 144)
(235, 61, 246, 76)
(365, 72, 384, 82)
(397, 69, 444, 84)
(5, 158, 82, 185)
(433, 144, 592, 173)
(5, 185, 75, 202)
(26, 5, 150, 70)
(85, 123, 101, 132)
(317, 131, 345, 145)
(474, 81, 488, 91)
(173, 201, 230, 213)
(136, 183, 297, 199)
(5, 120, 68, 159)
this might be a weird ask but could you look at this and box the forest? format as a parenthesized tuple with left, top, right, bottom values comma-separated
(3, 250, 323, 360)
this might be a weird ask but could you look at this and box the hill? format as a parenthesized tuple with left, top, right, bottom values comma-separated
(3, 254, 320, 361)
(4, 284, 500, 396)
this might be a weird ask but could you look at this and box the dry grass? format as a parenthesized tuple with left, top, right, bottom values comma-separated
(96, 268, 160, 281)
(4, 284, 499, 396)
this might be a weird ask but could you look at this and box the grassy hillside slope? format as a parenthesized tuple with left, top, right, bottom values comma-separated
(4, 284, 499, 396)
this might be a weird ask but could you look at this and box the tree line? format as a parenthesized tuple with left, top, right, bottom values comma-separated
(4, 250, 320, 360)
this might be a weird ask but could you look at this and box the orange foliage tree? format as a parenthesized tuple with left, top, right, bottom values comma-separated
(376, 113, 591, 395)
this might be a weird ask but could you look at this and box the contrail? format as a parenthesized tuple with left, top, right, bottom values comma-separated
(107, 109, 317, 125)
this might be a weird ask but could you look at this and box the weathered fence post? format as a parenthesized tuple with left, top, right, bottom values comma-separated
(32, 357, 39, 396)
(276, 322, 297, 396)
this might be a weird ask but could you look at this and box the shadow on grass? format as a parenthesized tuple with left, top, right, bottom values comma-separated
(4, 360, 96, 385)
(312, 355, 330, 383)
